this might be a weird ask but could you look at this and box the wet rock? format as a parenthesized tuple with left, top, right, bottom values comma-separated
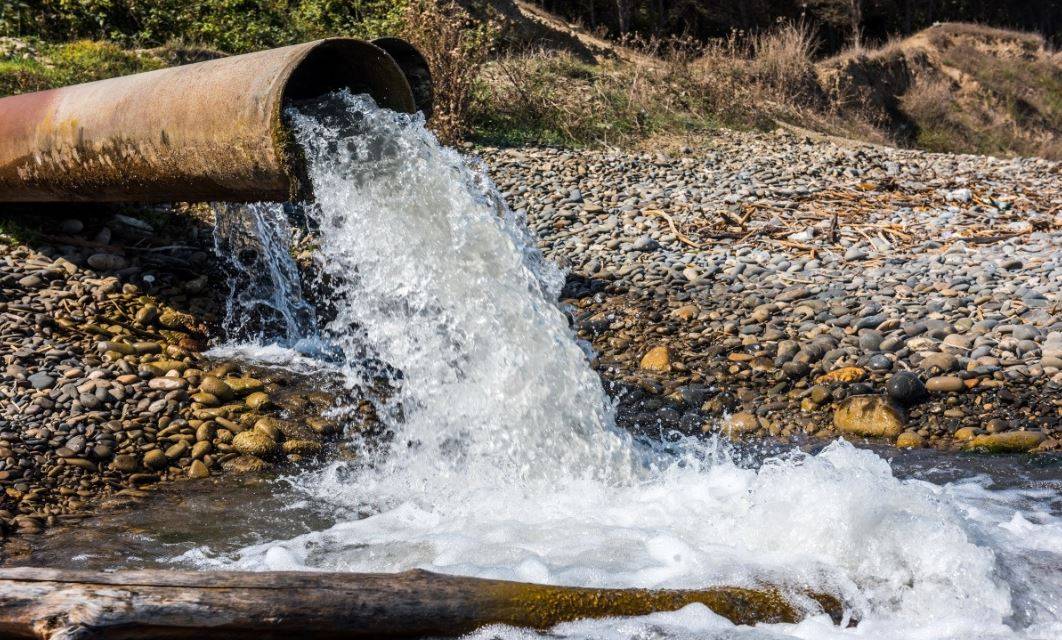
(187, 460, 210, 478)
(964, 431, 1045, 453)
(245, 391, 271, 411)
(223, 454, 271, 474)
(111, 455, 138, 473)
(225, 377, 265, 395)
(895, 431, 924, 448)
(143, 449, 168, 470)
(199, 376, 234, 401)
(721, 411, 760, 435)
(833, 396, 905, 438)
(282, 439, 323, 456)
(232, 430, 279, 458)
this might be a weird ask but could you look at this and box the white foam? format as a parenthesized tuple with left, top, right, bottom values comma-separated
(193, 93, 1062, 640)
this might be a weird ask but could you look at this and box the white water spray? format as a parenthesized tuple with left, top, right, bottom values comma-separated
(196, 92, 1061, 640)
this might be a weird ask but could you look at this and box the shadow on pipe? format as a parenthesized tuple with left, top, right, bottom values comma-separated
(0, 38, 432, 204)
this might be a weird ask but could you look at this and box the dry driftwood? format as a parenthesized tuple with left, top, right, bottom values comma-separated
(0, 567, 846, 639)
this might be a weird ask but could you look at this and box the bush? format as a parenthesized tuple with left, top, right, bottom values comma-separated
(401, 1, 497, 144)
(0, 1, 406, 53)
(0, 39, 166, 96)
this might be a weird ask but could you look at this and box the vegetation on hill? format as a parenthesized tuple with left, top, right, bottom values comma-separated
(521, 1, 1060, 53)
(0, 1, 1058, 158)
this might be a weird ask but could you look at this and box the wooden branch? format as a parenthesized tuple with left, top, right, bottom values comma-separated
(0, 567, 848, 639)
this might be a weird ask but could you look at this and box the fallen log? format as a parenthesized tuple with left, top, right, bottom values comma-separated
(0, 567, 847, 639)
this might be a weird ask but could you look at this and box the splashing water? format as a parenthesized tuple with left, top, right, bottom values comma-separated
(199, 92, 1061, 640)
(212, 202, 319, 349)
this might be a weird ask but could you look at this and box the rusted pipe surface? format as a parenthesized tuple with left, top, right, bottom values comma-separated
(0, 38, 422, 203)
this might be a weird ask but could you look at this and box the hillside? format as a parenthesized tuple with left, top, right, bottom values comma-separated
(474, 13, 1061, 159)
(819, 23, 1062, 158)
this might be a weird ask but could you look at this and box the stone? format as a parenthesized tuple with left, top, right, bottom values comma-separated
(965, 431, 1045, 453)
(282, 439, 323, 456)
(225, 377, 265, 395)
(187, 460, 210, 478)
(832, 396, 905, 438)
(142, 449, 168, 470)
(925, 375, 964, 393)
(954, 427, 980, 442)
(98, 341, 136, 356)
(164, 441, 189, 460)
(639, 346, 671, 372)
(896, 431, 924, 448)
(27, 373, 55, 390)
(191, 392, 220, 406)
(245, 391, 271, 411)
(148, 360, 188, 374)
(719, 411, 759, 435)
(223, 455, 271, 474)
(191, 441, 212, 459)
(672, 304, 699, 321)
(111, 455, 138, 472)
(87, 253, 128, 271)
(148, 377, 187, 391)
(306, 417, 339, 436)
(199, 376, 235, 401)
(886, 371, 925, 405)
(921, 352, 958, 373)
(782, 361, 810, 379)
(232, 430, 279, 459)
(59, 218, 84, 234)
(808, 385, 831, 405)
(816, 367, 866, 384)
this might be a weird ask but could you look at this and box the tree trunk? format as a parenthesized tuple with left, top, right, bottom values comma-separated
(849, 0, 863, 48)
(0, 567, 847, 639)
(614, 0, 632, 35)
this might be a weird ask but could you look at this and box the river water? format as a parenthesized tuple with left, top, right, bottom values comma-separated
(25, 92, 1061, 639)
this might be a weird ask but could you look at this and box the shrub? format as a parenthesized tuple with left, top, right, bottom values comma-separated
(0, 1, 407, 53)
(401, 1, 497, 144)
(751, 19, 820, 102)
(0, 39, 166, 97)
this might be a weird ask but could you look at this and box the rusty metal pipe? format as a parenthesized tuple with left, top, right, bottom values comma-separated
(0, 38, 430, 203)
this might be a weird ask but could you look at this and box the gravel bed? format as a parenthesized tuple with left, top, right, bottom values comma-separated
(481, 130, 1061, 452)
(0, 211, 348, 545)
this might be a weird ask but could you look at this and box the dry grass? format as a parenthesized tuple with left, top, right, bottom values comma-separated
(472, 22, 827, 147)
(401, 1, 498, 144)
(750, 20, 820, 102)
(471, 19, 1060, 160)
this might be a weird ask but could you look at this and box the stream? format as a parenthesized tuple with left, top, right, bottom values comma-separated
(17, 92, 1061, 640)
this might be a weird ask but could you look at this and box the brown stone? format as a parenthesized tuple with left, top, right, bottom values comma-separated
(895, 431, 924, 448)
(964, 431, 1045, 453)
(833, 396, 905, 438)
(640, 346, 671, 372)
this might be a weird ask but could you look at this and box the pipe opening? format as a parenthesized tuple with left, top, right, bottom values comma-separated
(278, 39, 418, 201)
(282, 40, 415, 113)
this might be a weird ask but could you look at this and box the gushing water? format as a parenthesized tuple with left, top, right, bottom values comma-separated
(197, 92, 1061, 640)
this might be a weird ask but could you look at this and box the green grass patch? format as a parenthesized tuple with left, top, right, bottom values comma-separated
(0, 216, 39, 246)
(0, 39, 167, 97)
